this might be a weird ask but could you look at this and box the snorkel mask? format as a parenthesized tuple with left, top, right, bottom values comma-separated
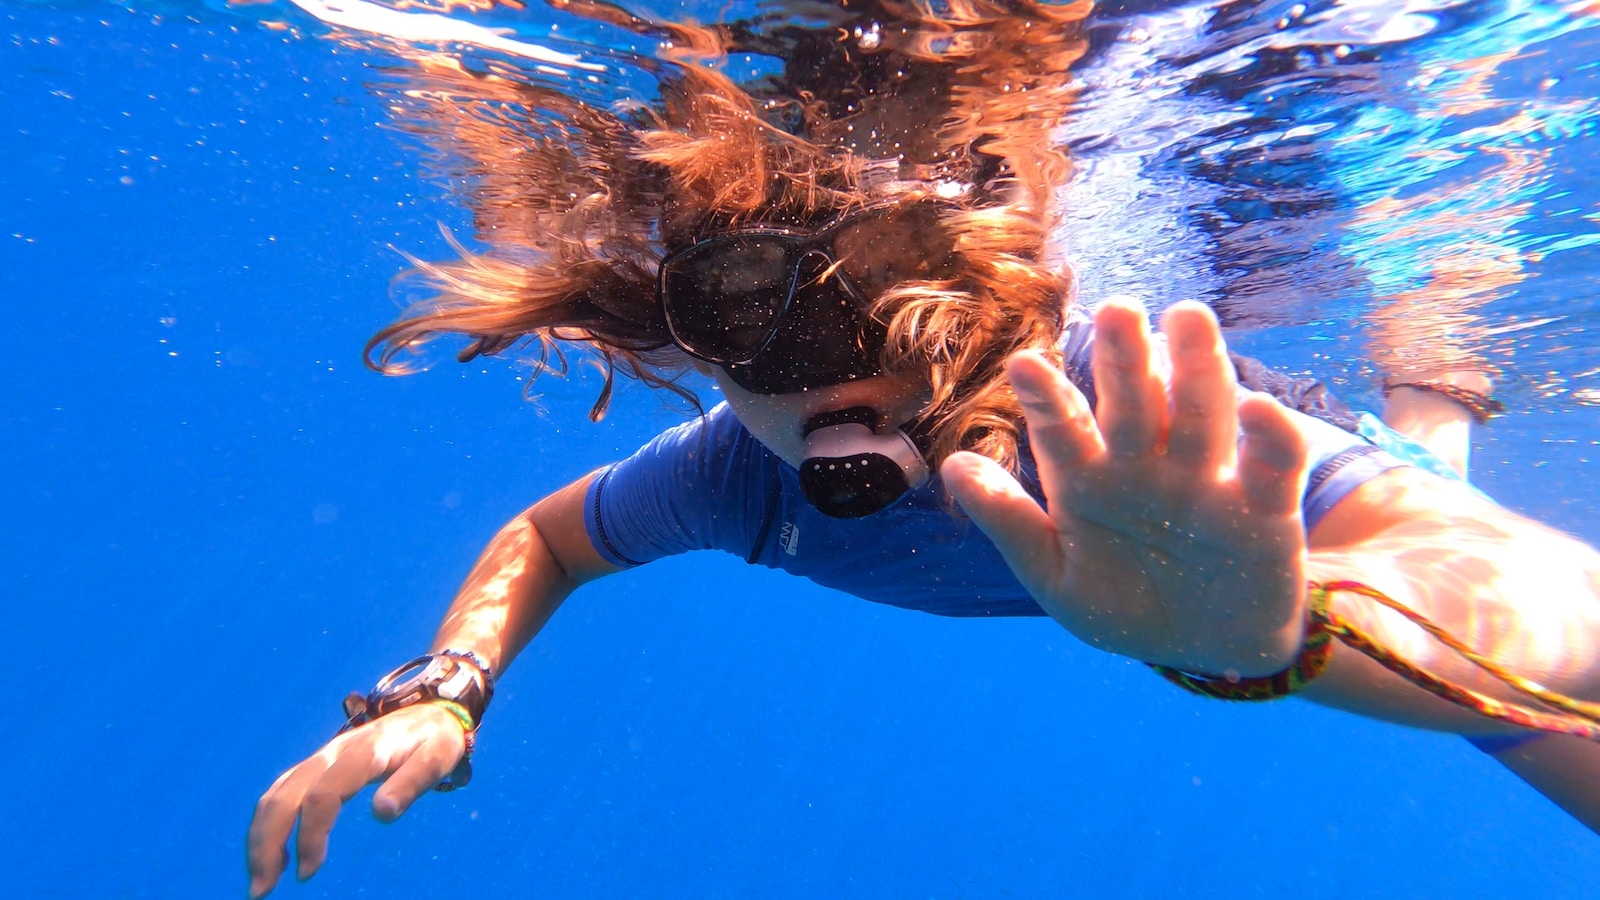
(657, 202, 915, 395)
(657, 203, 949, 517)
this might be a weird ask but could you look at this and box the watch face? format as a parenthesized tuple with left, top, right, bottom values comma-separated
(361, 654, 492, 726)
(367, 655, 444, 718)
(383, 658, 432, 689)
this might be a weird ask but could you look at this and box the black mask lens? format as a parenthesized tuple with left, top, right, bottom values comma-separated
(661, 235, 800, 364)
(659, 204, 948, 393)
(724, 252, 884, 395)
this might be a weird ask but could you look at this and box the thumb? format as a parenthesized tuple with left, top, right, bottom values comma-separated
(941, 451, 1063, 590)
(370, 710, 468, 822)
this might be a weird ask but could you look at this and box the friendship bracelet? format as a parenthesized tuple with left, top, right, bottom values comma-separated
(1312, 580, 1600, 737)
(1384, 381, 1505, 425)
(430, 701, 478, 793)
(1148, 586, 1334, 700)
(1155, 580, 1600, 742)
(429, 699, 479, 735)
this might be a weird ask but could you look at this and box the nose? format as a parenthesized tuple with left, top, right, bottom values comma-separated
(795, 249, 843, 293)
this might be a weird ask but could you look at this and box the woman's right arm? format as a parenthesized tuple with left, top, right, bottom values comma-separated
(425, 472, 623, 675)
(246, 472, 621, 899)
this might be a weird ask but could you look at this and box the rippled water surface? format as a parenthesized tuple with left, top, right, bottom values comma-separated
(1058, 0, 1600, 406)
(6, 0, 1600, 897)
(273, 0, 1600, 406)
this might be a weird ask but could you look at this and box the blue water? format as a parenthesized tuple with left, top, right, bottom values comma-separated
(5, 0, 1600, 896)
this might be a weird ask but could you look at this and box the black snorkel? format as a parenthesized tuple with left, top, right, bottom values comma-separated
(799, 407, 930, 518)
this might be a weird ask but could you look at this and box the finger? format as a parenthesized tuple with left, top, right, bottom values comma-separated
(941, 451, 1063, 595)
(1237, 392, 1308, 517)
(248, 763, 326, 900)
(1005, 349, 1104, 497)
(1161, 301, 1238, 473)
(1089, 297, 1167, 459)
(373, 717, 465, 822)
(293, 733, 409, 881)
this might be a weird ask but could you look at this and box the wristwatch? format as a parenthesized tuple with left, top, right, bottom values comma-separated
(339, 650, 495, 791)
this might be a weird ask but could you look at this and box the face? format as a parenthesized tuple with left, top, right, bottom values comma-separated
(706, 365, 931, 468)
(662, 200, 954, 466)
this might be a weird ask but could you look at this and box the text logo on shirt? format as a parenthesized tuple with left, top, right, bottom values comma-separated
(779, 522, 801, 556)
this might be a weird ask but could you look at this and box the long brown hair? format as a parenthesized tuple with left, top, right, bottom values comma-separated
(369, 0, 1089, 472)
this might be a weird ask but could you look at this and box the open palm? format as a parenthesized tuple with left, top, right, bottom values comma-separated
(943, 299, 1311, 676)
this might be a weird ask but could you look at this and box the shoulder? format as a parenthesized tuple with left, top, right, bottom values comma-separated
(619, 403, 766, 472)
(584, 403, 784, 566)
(595, 403, 782, 521)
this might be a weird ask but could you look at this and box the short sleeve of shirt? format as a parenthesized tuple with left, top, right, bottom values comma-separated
(584, 403, 779, 567)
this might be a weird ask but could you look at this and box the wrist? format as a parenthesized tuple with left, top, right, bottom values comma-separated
(1167, 581, 1310, 678)
(429, 647, 494, 672)
(340, 650, 496, 733)
(1386, 370, 1493, 396)
(338, 650, 495, 792)
(1151, 585, 1333, 700)
(427, 699, 478, 735)
(1384, 377, 1502, 425)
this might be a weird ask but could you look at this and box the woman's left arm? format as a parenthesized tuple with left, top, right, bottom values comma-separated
(1298, 471, 1600, 731)
(943, 297, 1600, 731)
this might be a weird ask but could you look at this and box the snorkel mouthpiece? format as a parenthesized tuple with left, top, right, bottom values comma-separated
(799, 407, 929, 519)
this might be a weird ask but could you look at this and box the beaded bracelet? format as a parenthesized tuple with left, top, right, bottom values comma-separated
(428, 698, 478, 734)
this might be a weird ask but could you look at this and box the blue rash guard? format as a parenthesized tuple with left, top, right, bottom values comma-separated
(583, 313, 1408, 618)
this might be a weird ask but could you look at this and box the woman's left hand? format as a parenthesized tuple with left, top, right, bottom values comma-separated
(942, 298, 1312, 675)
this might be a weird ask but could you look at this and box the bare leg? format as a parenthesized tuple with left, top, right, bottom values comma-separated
(1481, 735, 1600, 834)
(1381, 372, 1493, 478)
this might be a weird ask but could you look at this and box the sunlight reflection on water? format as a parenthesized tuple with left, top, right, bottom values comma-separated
(152, 0, 1600, 407)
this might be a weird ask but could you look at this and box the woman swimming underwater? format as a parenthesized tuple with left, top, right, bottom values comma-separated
(248, 1, 1600, 893)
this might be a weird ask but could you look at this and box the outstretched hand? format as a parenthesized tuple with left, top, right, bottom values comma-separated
(942, 298, 1312, 676)
(246, 703, 467, 899)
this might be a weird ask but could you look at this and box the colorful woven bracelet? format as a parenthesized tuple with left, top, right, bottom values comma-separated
(1149, 584, 1334, 701)
(428, 699, 478, 793)
(429, 699, 478, 734)
(1153, 580, 1600, 742)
